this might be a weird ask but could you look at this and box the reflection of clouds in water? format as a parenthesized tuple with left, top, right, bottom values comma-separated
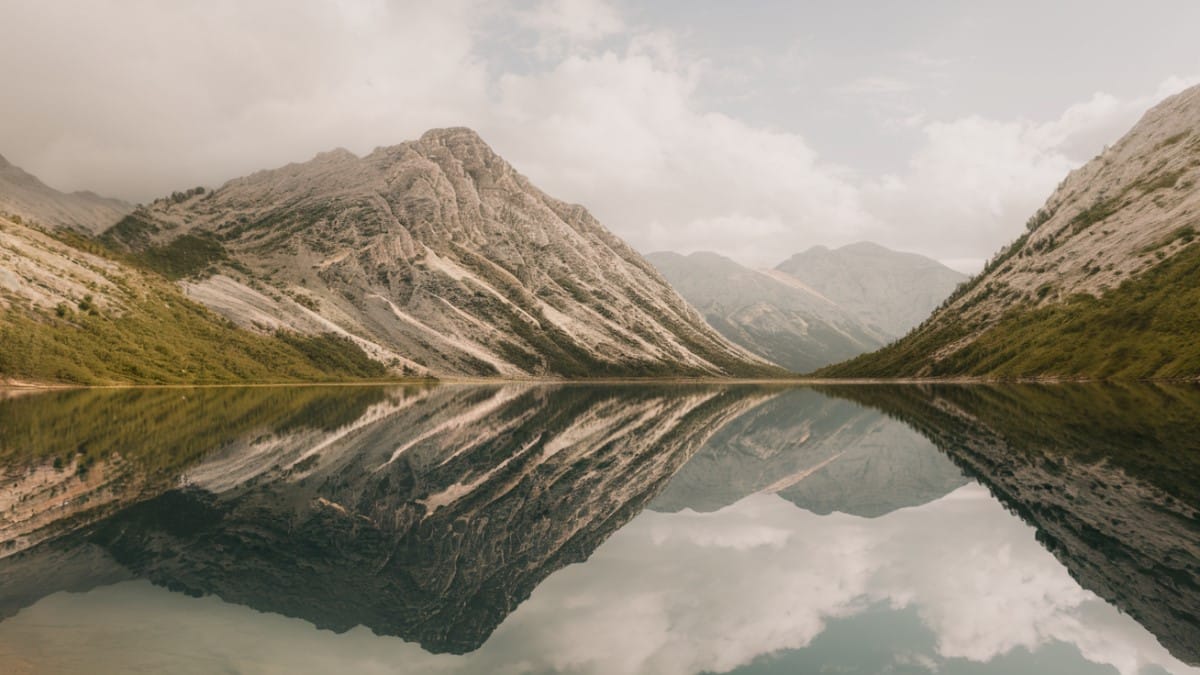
(0, 485, 1194, 675)
(495, 483, 1195, 675)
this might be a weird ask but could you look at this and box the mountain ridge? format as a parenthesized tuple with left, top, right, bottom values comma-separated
(646, 250, 887, 372)
(102, 127, 778, 379)
(0, 154, 132, 234)
(775, 241, 967, 339)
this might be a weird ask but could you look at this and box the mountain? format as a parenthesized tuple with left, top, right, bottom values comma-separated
(101, 129, 775, 378)
(825, 383, 1200, 665)
(822, 86, 1200, 378)
(0, 153, 131, 233)
(775, 242, 967, 339)
(646, 251, 887, 372)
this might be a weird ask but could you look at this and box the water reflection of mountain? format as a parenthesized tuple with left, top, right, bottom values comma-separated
(822, 383, 1200, 666)
(5, 383, 1199, 664)
(651, 389, 968, 516)
(0, 385, 766, 653)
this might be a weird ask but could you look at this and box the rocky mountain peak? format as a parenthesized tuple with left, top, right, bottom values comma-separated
(417, 126, 490, 147)
(774, 243, 967, 339)
(310, 147, 358, 164)
(108, 129, 774, 378)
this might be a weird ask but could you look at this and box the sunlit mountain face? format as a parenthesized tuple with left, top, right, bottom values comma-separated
(0, 383, 1197, 674)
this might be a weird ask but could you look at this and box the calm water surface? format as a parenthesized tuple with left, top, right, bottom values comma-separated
(0, 383, 1197, 674)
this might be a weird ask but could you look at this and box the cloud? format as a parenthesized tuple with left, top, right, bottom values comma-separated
(484, 37, 876, 268)
(0, 0, 490, 200)
(856, 74, 1200, 271)
(517, 0, 624, 56)
(0, 1, 1195, 271)
(834, 76, 918, 95)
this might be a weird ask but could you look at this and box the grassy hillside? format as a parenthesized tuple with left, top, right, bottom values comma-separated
(818, 243, 1200, 379)
(0, 298, 387, 385)
(0, 219, 390, 385)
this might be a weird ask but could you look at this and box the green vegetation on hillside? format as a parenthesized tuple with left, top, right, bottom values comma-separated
(0, 280, 387, 384)
(819, 243, 1200, 379)
(0, 217, 393, 385)
(133, 233, 228, 280)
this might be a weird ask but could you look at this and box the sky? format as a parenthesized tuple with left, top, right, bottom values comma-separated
(1, 1, 1199, 272)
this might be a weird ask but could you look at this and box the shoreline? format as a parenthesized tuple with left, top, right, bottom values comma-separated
(4, 374, 1199, 392)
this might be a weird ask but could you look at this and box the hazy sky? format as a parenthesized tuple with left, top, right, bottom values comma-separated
(2, 1, 1199, 271)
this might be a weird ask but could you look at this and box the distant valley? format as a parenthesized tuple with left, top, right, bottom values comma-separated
(648, 245, 964, 372)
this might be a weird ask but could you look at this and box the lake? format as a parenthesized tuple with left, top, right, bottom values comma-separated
(0, 383, 1197, 674)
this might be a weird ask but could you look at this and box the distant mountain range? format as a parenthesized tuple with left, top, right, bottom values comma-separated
(648, 245, 965, 372)
(775, 242, 967, 339)
(822, 84, 1200, 379)
(0, 153, 131, 234)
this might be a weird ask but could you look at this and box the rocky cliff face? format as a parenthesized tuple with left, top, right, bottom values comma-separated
(775, 242, 966, 339)
(822, 85, 1200, 378)
(826, 383, 1200, 665)
(103, 129, 774, 378)
(0, 154, 130, 234)
(647, 251, 887, 373)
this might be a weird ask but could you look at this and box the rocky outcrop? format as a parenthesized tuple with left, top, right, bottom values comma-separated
(0, 153, 131, 234)
(647, 251, 887, 372)
(103, 129, 776, 378)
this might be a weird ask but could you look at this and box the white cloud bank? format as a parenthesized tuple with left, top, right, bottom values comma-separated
(0, 0, 1195, 271)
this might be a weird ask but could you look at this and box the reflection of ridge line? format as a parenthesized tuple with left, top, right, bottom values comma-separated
(378, 386, 526, 469)
(418, 432, 545, 516)
(184, 391, 431, 493)
(756, 450, 846, 495)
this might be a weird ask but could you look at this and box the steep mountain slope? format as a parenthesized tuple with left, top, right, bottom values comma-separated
(102, 129, 775, 378)
(0, 153, 131, 233)
(822, 85, 1200, 379)
(646, 251, 887, 372)
(0, 214, 386, 384)
(776, 242, 967, 339)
